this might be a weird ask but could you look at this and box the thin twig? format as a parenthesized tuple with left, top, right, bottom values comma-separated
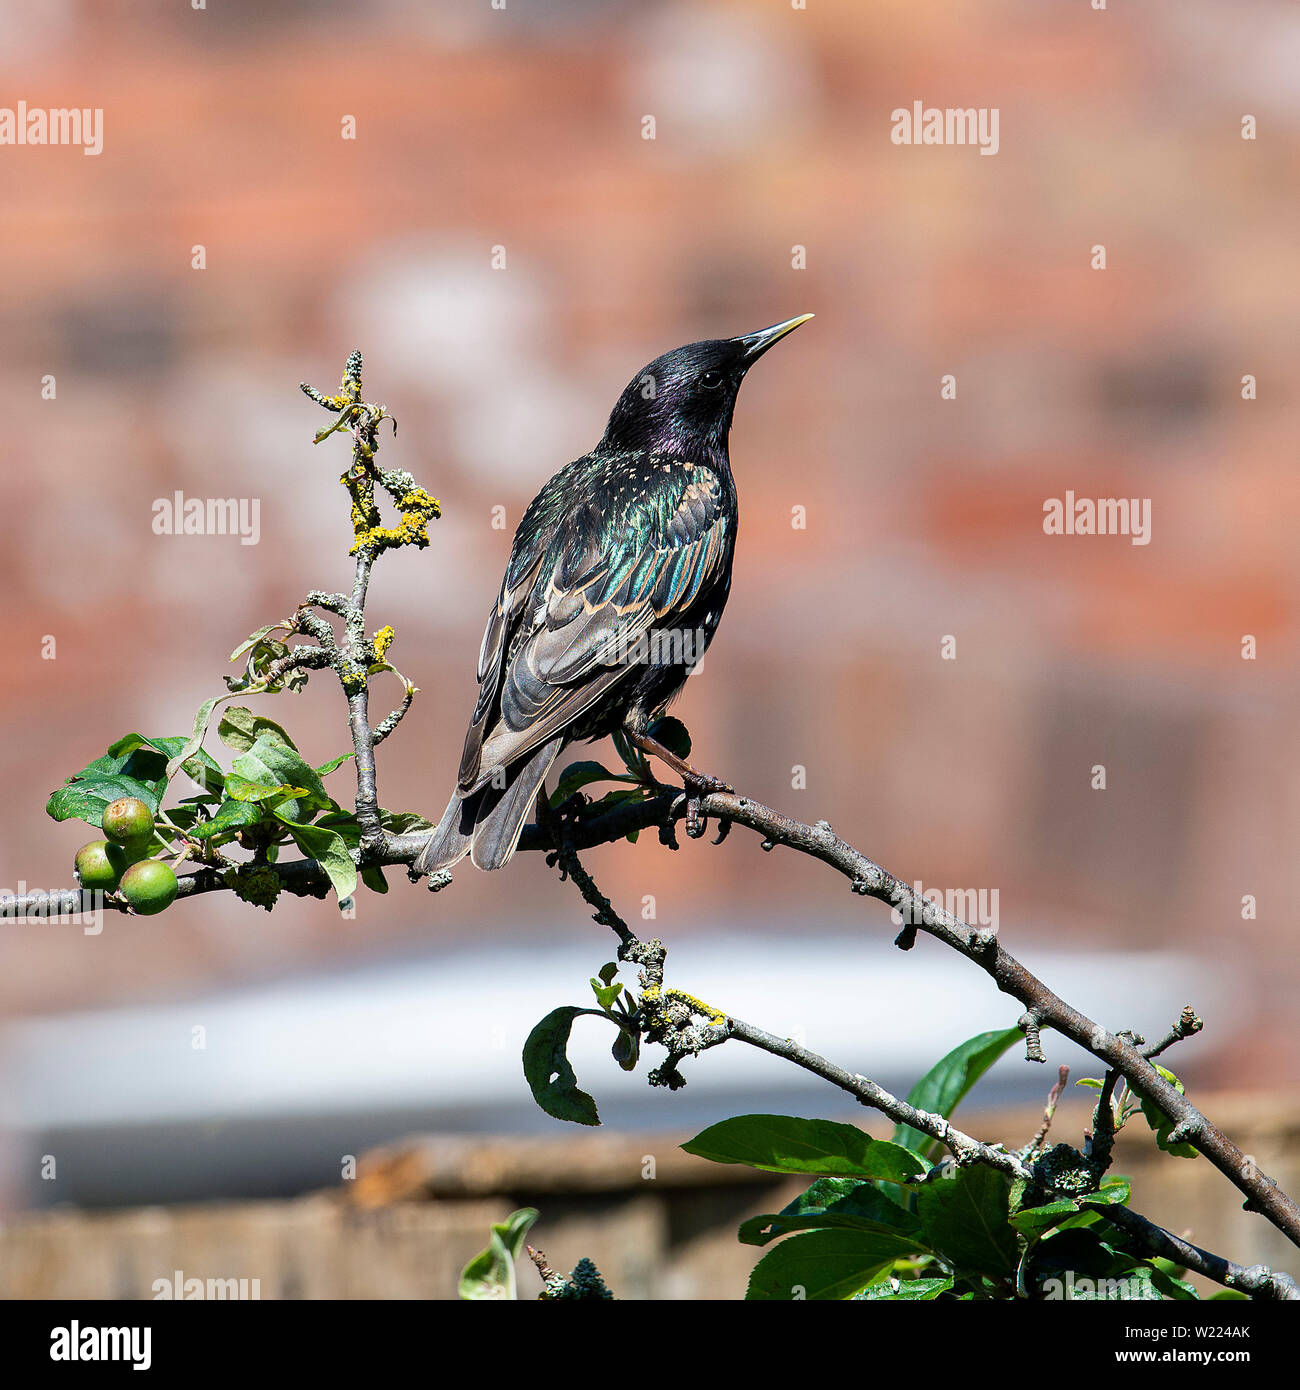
(526, 1245, 557, 1285)
(1143, 1006, 1204, 1061)
(1028, 1066, 1069, 1156)
(719, 1014, 1032, 1182)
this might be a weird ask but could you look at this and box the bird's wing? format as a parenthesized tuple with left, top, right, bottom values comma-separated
(456, 553, 544, 788)
(465, 462, 730, 789)
(456, 473, 572, 789)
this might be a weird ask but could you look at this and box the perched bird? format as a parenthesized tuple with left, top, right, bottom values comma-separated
(416, 315, 813, 874)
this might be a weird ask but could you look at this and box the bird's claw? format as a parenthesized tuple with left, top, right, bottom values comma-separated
(680, 773, 731, 839)
(685, 773, 733, 796)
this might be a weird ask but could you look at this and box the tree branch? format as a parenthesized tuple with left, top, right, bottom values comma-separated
(1096, 1203, 1299, 1301)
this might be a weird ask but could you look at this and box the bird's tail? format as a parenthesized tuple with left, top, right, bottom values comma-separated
(415, 736, 564, 876)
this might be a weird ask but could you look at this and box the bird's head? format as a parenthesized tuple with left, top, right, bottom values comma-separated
(599, 314, 813, 461)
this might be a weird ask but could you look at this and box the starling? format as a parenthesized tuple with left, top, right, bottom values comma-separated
(416, 314, 814, 874)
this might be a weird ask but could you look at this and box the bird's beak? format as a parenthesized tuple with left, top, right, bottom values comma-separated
(733, 313, 815, 363)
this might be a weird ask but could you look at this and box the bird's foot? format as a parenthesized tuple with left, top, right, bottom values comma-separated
(681, 773, 731, 839)
(623, 726, 732, 836)
(681, 783, 722, 834)
(683, 771, 733, 797)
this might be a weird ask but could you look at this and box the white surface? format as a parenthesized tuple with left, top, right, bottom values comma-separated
(0, 933, 1232, 1132)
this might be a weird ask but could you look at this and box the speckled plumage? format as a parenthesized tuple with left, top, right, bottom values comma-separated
(416, 317, 811, 873)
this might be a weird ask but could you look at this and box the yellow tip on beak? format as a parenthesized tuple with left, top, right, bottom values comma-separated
(734, 314, 815, 361)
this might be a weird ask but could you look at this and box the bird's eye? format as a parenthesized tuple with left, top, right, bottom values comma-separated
(699, 369, 724, 390)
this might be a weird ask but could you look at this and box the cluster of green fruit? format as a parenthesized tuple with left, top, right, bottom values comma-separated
(73, 797, 179, 915)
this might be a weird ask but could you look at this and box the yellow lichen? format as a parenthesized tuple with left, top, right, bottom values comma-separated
(641, 984, 726, 1026)
(347, 488, 442, 556)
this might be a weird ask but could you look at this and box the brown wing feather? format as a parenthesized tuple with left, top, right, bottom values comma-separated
(456, 551, 545, 789)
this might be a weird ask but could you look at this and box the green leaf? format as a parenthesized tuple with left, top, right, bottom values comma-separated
(165, 695, 242, 780)
(646, 715, 691, 759)
(229, 623, 290, 664)
(314, 810, 363, 846)
(740, 1177, 924, 1247)
(1010, 1198, 1081, 1238)
(380, 809, 434, 835)
(46, 735, 198, 826)
(187, 798, 266, 842)
(549, 760, 628, 807)
(111, 734, 224, 795)
(458, 1207, 539, 1301)
(916, 1165, 1017, 1279)
(589, 978, 623, 1012)
(856, 1276, 954, 1301)
(893, 1027, 1023, 1159)
(218, 706, 299, 754)
(1146, 1265, 1201, 1300)
(276, 817, 357, 901)
(610, 1027, 639, 1071)
(235, 734, 333, 823)
(360, 864, 389, 894)
(224, 774, 310, 808)
(1082, 1177, 1131, 1207)
(591, 787, 647, 814)
(84, 738, 168, 784)
(682, 1116, 928, 1183)
(1139, 1067, 1199, 1158)
(522, 1007, 604, 1126)
(162, 804, 204, 832)
(366, 659, 412, 684)
(316, 753, 353, 777)
(1039, 1178, 1133, 1235)
(46, 773, 161, 827)
(745, 1228, 921, 1301)
(611, 728, 649, 779)
(228, 635, 308, 693)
